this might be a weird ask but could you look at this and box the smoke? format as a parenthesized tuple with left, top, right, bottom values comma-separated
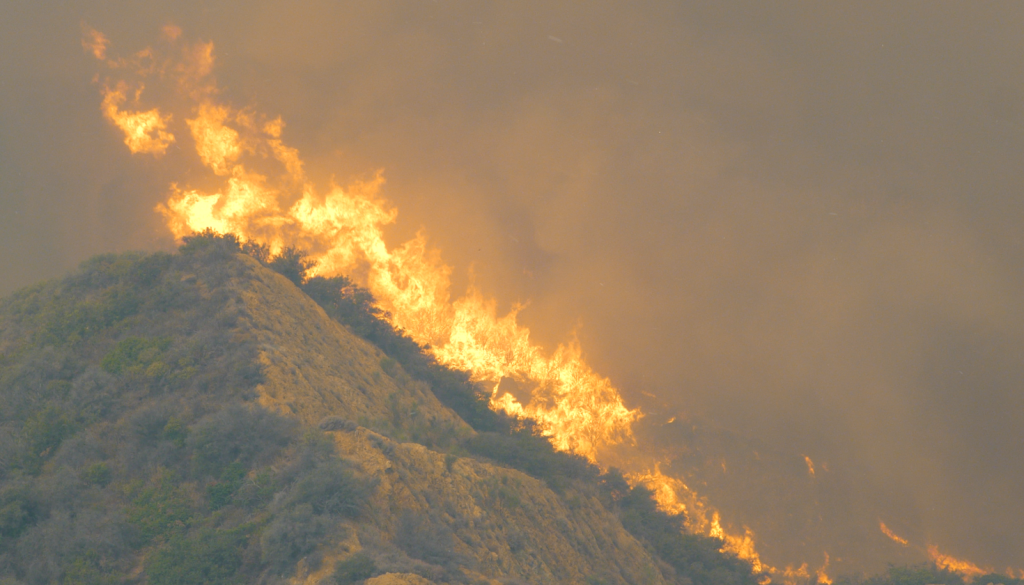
(3, 0, 1024, 571)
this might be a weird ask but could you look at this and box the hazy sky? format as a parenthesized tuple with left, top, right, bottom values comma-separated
(3, 0, 1023, 571)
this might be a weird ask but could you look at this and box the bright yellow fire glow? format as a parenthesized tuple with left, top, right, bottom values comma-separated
(93, 28, 1019, 584)
(626, 464, 701, 527)
(100, 82, 175, 155)
(816, 553, 832, 585)
(89, 28, 638, 462)
(711, 512, 768, 575)
(187, 102, 241, 175)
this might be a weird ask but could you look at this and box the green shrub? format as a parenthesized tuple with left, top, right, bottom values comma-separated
(81, 462, 112, 487)
(163, 417, 188, 448)
(232, 469, 275, 510)
(62, 551, 120, 585)
(177, 229, 241, 258)
(100, 337, 171, 375)
(393, 511, 467, 570)
(38, 255, 160, 345)
(188, 406, 296, 478)
(286, 461, 374, 517)
(145, 527, 246, 585)
(206, 461, 247, 510)
(126, 473, 195, 543)
(267, 247, 313, 286)
(333, 553, 376, 584)
(464, 429, 596, 493)
(259, 504, 328, 574)
(21, 405, 76, 474)
(0, 486, 39, 541)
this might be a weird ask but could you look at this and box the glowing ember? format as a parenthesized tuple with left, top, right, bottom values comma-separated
(879, 521, 909, 546)
(803, 455, 815, 477)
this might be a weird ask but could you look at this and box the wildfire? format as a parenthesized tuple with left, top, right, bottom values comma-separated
(627, 465, 833, 583)
(87, 27, 638, 462)
(879, 521, 909, 547)
(711, 512, 768, 574)
(100, 81, 175, 155)
(90, 28, 1011, 584)
(928, 546, 989, 582)
(626, 464, 710, 533)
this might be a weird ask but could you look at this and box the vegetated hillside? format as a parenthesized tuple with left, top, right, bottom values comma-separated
(0, 234, 758, 585)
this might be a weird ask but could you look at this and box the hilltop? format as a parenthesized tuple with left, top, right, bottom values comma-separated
(0, 233, 757, 585)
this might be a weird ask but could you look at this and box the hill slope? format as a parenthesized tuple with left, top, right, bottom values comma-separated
(0, 240, 750, 585)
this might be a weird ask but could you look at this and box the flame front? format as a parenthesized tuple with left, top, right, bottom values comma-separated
(928, 546, 990, 582)
(88, 28, 637, 462)
(627, 465, 831, 583)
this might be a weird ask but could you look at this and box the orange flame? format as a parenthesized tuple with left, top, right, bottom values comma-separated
(628, 466, 780, 578)
(928, 545, 989, 582)
(100, 82, 175, 155)
(803, 455, 815, 477)
(711, 512, 767, 573)
(89, 31, 842, 584)
(816, 553, 832, 585)
(879, 521, 909, 547)
(89, 28, 638, 462)
(627, 466, 838, 584)
(626, 464, 707, 531)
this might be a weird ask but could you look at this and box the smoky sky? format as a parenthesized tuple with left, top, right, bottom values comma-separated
(3, 0, 1024, 570)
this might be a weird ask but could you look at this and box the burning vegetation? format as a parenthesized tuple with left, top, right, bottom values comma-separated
(75, 25, 1022, 585)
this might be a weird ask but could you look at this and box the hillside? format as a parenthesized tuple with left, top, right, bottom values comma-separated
(0, 235, 757, 585)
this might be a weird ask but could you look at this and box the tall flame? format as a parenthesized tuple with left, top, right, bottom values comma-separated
(87, 27, 637, 462)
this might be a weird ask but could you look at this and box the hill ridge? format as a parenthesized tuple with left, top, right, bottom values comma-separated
(0, 240, 754, 585)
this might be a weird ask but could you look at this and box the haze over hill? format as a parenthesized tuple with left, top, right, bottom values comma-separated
(3, 1, 1024, 576)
